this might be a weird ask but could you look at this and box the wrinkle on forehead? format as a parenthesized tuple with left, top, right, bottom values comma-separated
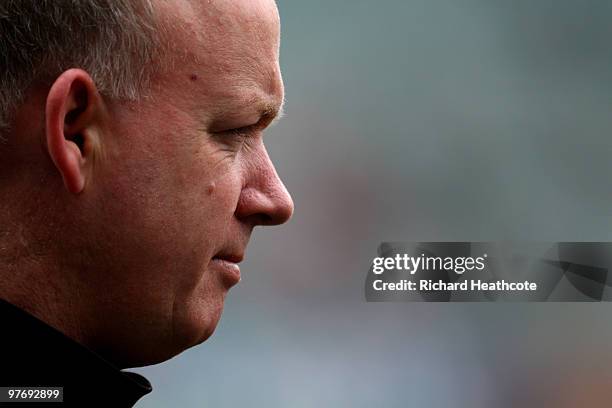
(157, 0, 281, 86)
(161, 0, 281, 52)
(152, 0, 284, 117)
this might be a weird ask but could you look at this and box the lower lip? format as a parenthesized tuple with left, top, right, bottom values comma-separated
(211, 258, 241, 287)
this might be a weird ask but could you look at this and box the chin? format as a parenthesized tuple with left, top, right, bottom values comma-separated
(136, 311, 222, 367)
(108, 296, 226, 368)
(175, 298, 225, 350)
(139, 276, 229, 365)
(192, 313, 221, 346)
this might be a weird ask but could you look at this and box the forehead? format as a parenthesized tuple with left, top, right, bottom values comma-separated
(158, 0, 283, 111)
(163, 0, 281, 45)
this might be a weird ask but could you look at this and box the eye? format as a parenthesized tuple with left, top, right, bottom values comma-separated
(211, 124, 257, 152)
(217, 123, 259, 138)
(224, 126, 254, 138)
(212, 126, 251, 144)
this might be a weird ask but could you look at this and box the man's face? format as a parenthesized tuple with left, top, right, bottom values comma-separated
(78, 0, 293, 366)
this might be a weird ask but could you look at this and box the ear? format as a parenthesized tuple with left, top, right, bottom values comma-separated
(45, 69, 104, 194)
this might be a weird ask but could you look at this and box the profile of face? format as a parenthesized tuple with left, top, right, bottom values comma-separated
(34, 0, 293, 367)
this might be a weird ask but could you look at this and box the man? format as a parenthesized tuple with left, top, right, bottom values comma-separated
(0, 0, 293, 406)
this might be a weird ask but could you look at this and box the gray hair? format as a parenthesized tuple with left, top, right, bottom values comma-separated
(0, 0, 163, 133)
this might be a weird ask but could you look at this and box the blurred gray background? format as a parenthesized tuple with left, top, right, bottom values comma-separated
(136, 1, 612, 406)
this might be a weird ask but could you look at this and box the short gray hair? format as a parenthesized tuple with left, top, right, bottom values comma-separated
(0, 0, 162, 133)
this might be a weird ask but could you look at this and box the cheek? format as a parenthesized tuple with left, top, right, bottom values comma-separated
(92, 108, 245, 281)
(139, 143, 243, 264)
(198, 170, 242, 238)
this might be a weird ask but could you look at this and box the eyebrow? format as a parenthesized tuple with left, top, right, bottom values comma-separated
(247, 93, 285, 127)
(269, 102, 285, 127)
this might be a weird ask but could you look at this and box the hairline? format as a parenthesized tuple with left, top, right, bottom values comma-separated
(0, 0, 168, 138)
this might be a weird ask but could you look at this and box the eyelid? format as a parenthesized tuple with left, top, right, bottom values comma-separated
(212, 109, 280, 136)
(224, 124, 257, 136)
(217, 119, 267, 137)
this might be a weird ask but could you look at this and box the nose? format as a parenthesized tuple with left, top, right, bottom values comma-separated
(235, 143, 294, 226)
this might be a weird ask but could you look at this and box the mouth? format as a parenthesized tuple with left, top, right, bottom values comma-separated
(211, 252, 243, 287)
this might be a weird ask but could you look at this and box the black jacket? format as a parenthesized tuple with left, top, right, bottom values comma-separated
(0, 298, 152, 407)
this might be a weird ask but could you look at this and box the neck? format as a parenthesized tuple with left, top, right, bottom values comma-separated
(0, 255, 95, 356)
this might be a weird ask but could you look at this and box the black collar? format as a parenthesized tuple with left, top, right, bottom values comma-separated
(0, 298, 152, 407)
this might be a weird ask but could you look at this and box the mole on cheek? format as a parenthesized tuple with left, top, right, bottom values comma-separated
(207, 182, 216, 195)
(189, 74, 198, 81)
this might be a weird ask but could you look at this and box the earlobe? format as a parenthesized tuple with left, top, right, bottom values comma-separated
(45, 69, 101, 195)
